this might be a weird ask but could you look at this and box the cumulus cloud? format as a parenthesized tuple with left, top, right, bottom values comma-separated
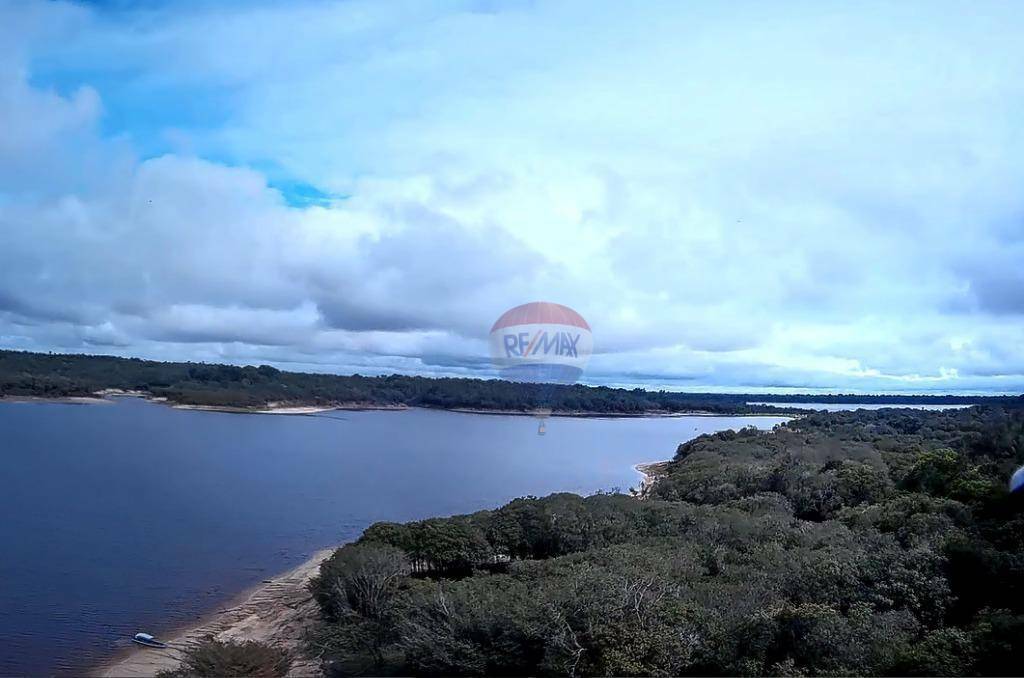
(1, 0, 1023, 392)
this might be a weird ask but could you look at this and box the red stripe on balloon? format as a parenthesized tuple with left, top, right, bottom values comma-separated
(490, 302, 590, 332)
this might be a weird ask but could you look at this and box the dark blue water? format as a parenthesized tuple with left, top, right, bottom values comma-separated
(0, 398, 787, 675)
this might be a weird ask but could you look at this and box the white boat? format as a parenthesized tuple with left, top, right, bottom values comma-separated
(132, 632, 167, 648)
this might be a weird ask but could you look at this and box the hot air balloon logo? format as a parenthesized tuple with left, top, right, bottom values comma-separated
(489, 302, 592, 433)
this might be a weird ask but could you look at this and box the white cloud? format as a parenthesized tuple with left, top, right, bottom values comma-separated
(0, 0, 1022, 392)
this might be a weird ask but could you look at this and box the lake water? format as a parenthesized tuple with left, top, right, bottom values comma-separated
(0, 398, 788, 675)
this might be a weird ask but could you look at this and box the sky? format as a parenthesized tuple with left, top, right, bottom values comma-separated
(1, 0, 1023, 394)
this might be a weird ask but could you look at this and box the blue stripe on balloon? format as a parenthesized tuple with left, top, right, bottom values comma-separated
(499, 364, 583, 385)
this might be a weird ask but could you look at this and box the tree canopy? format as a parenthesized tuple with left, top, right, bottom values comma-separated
(309, 406, 1024, 676)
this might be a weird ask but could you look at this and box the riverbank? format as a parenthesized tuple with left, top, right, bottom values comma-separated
(634, 460, 672, 497)
(172, 403, 350, 415)
(166, 402, 793, 419)
(1, 392, 801, 418)
(162, 398, 407, 416)
(0, 393, 409, 416)
(94, 458, 679, 676)
(94, 547, 336, 677)
(0, 394, 113, 405)
(444, 406, 775, 418)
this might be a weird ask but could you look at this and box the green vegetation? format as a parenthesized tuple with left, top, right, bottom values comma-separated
(308, 406, 1024, 676)
(2, 349, 1020, 415)
(156, 639, 291, 677)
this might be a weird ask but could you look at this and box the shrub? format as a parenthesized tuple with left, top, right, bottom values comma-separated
(156, 639, 290, 677)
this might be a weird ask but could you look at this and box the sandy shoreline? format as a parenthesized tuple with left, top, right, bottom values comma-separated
(2, 392, 799, 418)
(92, 456, 678, 676)
(94, 547, 336, 677)
(0, 393, 408, 416)
(634, 460, 673, 497)
(0, 394, 114, 405)
(171, 403, 345, 415)
(170, 399, 412, 416)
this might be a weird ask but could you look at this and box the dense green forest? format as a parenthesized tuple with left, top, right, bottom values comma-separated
(304, 406, 1024, 676)
(2, 349, 1020, 415)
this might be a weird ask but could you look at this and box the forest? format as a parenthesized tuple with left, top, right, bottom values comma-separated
(2, 349, 1020, 415)
(296, 406, 1024, 676)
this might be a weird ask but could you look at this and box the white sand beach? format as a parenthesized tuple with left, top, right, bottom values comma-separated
(95, 547, 336, 678)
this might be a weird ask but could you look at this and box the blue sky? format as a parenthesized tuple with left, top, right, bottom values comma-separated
(1, 0, 1023, 393)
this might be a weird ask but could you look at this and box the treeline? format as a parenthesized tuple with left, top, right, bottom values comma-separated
(307, 406, 1024, 676)
(745, 393, 1011, 405)
(2, 349, 1021, 415)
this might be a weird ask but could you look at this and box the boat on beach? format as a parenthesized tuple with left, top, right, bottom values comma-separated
(132, 632, 167, 648)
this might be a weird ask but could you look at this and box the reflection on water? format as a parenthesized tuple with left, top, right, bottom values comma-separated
(0, 398, 787, 674)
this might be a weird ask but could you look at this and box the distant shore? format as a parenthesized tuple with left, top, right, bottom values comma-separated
(169, 402, 408, 415)
(1, 392, 800, 418)
(444, 406, 780, 418)
(0, 394, 114, 405)
(94, 547, 335, 678)
(0, 393, 409, 416)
